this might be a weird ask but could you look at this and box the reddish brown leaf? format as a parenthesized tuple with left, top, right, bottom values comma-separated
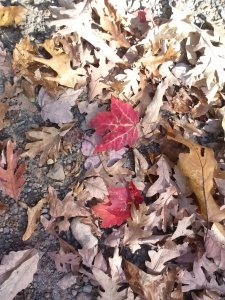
(92, 181, 144, 228)
(90, 96, 140, 152)
(0, 140, 26, 201)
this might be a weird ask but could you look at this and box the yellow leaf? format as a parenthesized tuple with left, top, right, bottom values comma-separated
(0, 6, 27, 26)
(168, 135, 225, 222)
(23, 198, 47, 241)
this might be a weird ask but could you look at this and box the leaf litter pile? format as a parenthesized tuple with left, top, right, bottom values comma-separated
(1, 1, 225, 299)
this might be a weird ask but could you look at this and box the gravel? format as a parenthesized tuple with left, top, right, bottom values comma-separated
(0, 0, 225, 299)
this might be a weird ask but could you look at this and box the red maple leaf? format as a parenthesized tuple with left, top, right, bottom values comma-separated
(0, 140, 26, 201)
(92, 182, 144, 228)
(89, 96, 140, 152)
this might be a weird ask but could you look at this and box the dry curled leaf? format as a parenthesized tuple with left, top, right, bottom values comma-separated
(0, 140, 26, 201)
(168, 135, 225, 222)
(22, 198, 47, 241)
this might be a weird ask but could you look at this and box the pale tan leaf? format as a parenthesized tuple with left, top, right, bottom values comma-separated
(168, 135, 225, 222)
(21, 124, 73, 166)
(142, 79, 169, 136)
(22, 198, 47, 241)
(84, 176, 108, 200)
(0, 249, 39, 300)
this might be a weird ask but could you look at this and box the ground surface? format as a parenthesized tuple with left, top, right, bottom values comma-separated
(0, 0, 225, 299)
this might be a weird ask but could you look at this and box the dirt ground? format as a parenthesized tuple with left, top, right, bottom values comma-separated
(0, 0, 225, 299)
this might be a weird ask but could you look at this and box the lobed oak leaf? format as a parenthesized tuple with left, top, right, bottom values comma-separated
(21, 124, 73, 166)
(90, 96, 140, 152)
(0, 140, 26, 201)
(92, 181, 144, 228)
(92, 267, 127, 300)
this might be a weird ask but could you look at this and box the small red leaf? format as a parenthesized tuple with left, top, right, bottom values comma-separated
(0, 140, 26, 201)
(89, 96, 139, 152)
(92, 182, 144, 228)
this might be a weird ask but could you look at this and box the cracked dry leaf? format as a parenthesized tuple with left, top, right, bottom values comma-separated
(21, 124, 73, 166)
(168, 135, 225, 222)
(0, 6, 27, 26)
(22, 197, 47, 241)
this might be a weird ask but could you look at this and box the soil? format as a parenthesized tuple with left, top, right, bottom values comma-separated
(0, 0, 225, 299)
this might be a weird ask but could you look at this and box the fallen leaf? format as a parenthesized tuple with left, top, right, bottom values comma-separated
(49, 251, 80, 273)
(94, 0, 130, 48)
(0, 140, 26, 201)
(180, 254, 225, 293)
(146, 242, 189, 273)
(142, 79, 169, 135)
(146, 155, 172, 197)
(0, 202, 7, 215)
(38, 87, 83, 123)
(22, 197, 47, 241)
(123, 260, 183, 300)
(92, 267, 127, 300)
(172, 214, 195, 240)
(0, 6, 27, 26)
(90, 96, 140, 151)
(0, 102, 9, 130)
(33, 39, 87, 89)
(92, 181, 144, 228)
(21, 124, 73, 166)
(48, 186, 90, 232)
(0, 249, 39, 300)
(50, 2, 123, 63)
(168, 135, 225, 222)
(84, 176, 108, 200)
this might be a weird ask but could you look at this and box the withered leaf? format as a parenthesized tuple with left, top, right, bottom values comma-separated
(84, 176, 108, 200)
(0, 140, 26, 201)
(0, 249, 39, 300)
(0, 6, 27, 26)
(168, 135, 225, 222)
(123, 260, 183, 300)
(22, 197, 47, 241)
(48, 186, 90, 232)
(22, 124, 73, 166)
(38, 87, 83, 124)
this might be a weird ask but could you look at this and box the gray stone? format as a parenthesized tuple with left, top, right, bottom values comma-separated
(71, 218, 98, 249)
(47, 163, 65, 181)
